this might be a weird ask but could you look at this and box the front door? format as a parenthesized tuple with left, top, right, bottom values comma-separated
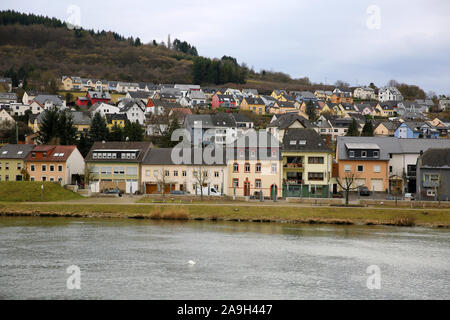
(244, 180, 250, 197)
(271, 184, 278, 200)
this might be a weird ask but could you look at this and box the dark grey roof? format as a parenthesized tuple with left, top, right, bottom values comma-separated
(420, 148, 450, 168)
(85, 142, 151, 162)
(128, 91, 151, 99)
(71, 111, 91, 125)
(0, 144, 35, 159)
(120, 100, 145, 113)
(105, 113, 128, 123)
(243, 97, 264, 105)
(143, 147, 227, 166)
(282, 129, 332, 153)
(267, 113, 316, 129)
(232, 113, 252, 123)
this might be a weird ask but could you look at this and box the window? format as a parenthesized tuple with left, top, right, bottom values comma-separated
(17, 163, 21, 170)
(308, 157, 324, 164)
(30, 177, 35, 181)
(146, 170, 151, 177)
(373, 151, 379, 158)
(214, 171, 219, 178)
(182, 171, 187, 177)
(345, 165, 351, 172)
(50, 165, 55, 172)
(58, 165, 63, 172)
(271, 163, 277, 173)
(165, 171, 169, 177)
(389, 166, 393, 173)
(427, 189, 436, 197)
(245, 163, 250, 173)
(42, 176, 46, 182)
(349, 151, 355, 158)
(357, 165, 364, 172)
(255, 179, 262, 189)
(5, 175, 9, 181)
(361, 151, 367, 158)
(101, 167, 112, 174)
(174, 171, 178, 177)
(233, 179, 239, 188)
(113, 167, 125, 175)
(50, 177, 54, 182)
(5, 162, 9, 170)
(126, 167, 138, 175)
(233, 163, 239, 172)
(42, 165, 46, 172)
(373, 165, 381, 173)
(256, 163, 261, 173)
(308, 172, 324, 181)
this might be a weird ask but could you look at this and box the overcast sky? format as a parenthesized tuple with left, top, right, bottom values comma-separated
(1, 0, 449, 94)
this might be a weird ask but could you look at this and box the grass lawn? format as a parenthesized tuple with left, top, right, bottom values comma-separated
(0, 202, 448, 227)
(0, 182, 82, 202)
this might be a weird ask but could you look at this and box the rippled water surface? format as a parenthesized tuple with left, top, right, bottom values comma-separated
(0, 217, 448, 299)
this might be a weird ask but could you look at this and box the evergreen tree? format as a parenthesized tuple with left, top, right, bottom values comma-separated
(361, 120, 374, 137)
(77, 131, 92, 158)
(123, 121, 144, 142)
(37, 108, 60, 144)
(346, 119, 360, 136)
(160, 117, 181, 148)
(57, 110, 78, 145)
(108, 124, 124, 141)
(89, 112, 109, 142)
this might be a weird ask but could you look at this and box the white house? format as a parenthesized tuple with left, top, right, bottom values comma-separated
(353, 87, 377, 100)
(379, 87, 403, 102)
(0, 109, 15, 127)
(88, 103, 121, 117)
(120, 100, 146, 125)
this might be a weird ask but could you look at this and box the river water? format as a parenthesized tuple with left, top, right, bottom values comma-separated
(0, 217, 448, 300)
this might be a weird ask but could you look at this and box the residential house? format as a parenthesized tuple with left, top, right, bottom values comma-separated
(330, 92, 354, 104)
(260, 95, 277, 109)
(141, 148, 227, 195)
(266, 113, 316, 142)
(88, 103, 121, 117)
(227, 132, 283, 199)
(87, 91, 111, 105)
(211, 94, 236, 109)
(0, 77, 13, 92)
(242, 89, 258, 97)
(438, 99, 450, 111)
(30, 95, 66, 114)
(395, 122, 439, 139)
(375, 102, 397, 117)
(354, 103, 376, 116)
(240, 97, 266, 115)
(61, 76, 82, 91)
(379, 87, 403, 102)
(184, 90, 207, 107)
(0, 144, 35, 181)
(71, 111, 91, 133)
(374, 121, 400, 136)
(106, 113, 128, 130)
(0, 93, 17, 105)
(120, 100, 146, 125)
(126, 91, 152, 104)
(0, 109, 16, 127)
(293, 91, 318, 103)
(416, 148, 450, 201)
(26, 145, 85, 185)
(269, 101, 299, 115)
(281, 129, 333, 198)
(85, 142, 151, 194)
(336, 138, 389, 192)
(353, 87, 377, 100)
(117, 82, 139, 93)
(271, 90, 286, 100)
(184, 113, 238, 146)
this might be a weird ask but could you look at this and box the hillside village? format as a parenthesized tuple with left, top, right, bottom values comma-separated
(1, 74, 450, 203)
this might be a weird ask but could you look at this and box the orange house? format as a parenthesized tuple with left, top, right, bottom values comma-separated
(336, 139, 389, 192)
(330, 93, 354, 104)
(26, 145, 85, 185)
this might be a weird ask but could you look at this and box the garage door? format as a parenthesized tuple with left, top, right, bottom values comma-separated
(146, 184, 158, 194)
(370, 179, 384, 192)
(355, 179, 366, 189)
(126, 180, 139, 194)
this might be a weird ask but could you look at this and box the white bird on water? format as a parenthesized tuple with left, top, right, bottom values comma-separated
(188, 260, 197, 265)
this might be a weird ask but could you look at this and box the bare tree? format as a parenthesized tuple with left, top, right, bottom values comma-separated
(193, 166, 210, 201)
(155, 167, 173, 199)
(335, 172, 363, 205)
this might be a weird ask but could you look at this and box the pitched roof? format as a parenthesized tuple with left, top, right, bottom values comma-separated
(33, 95, 63, 107)
(26, 145, 76, 162)
(0, 144, 35, 159)
(267, 113, 316, 129)
(420, 148, 450, 168)
(105, 113, 128, 123)
(282, 129, 332, 153)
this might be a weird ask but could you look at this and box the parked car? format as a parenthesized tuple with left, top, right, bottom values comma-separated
(404, 193, 415, 201)
(195, 186, 221, 196)
(104, 189, 123, 197)
(359, 186, 370, 196)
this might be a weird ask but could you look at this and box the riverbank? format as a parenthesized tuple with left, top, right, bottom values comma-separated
(0, 202, 449, 228)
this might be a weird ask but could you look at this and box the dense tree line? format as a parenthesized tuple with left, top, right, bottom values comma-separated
(193, 56, 248, 85)
(172, 39, 198, 56)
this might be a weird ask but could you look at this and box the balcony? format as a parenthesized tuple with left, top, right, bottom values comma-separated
(284, 163, 303, 169)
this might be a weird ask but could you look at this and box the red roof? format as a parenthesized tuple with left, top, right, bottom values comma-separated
(26, 145, 77, 162)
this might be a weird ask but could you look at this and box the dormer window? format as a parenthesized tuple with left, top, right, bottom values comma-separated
(43, 152, 47, 158)
(349, 151, 355, 158)
(373, 151, 379, 158)
(361, 151, 367, 158)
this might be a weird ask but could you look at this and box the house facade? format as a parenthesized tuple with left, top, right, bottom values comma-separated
(379, 87, 403, 102)
(416, 148, 450, 201)
(25, 145, 84, 185)
(0, 144, 35, 181)
(85, 142, 151, 194)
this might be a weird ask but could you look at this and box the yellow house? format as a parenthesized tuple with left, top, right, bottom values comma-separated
(0, 144, 35, 181)
(269, 101, 299, 115)
(61, 76, 82, 91)
(271, 90, 286, 100)
(375, 103, 396, 117)
(106, 114, 127, 130)
(240, 97, 266, 115)
(319, 103, 334, 115)
(281, 129, 333, 198)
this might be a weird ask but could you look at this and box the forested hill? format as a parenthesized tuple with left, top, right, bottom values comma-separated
(0, 10, 250, 87)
